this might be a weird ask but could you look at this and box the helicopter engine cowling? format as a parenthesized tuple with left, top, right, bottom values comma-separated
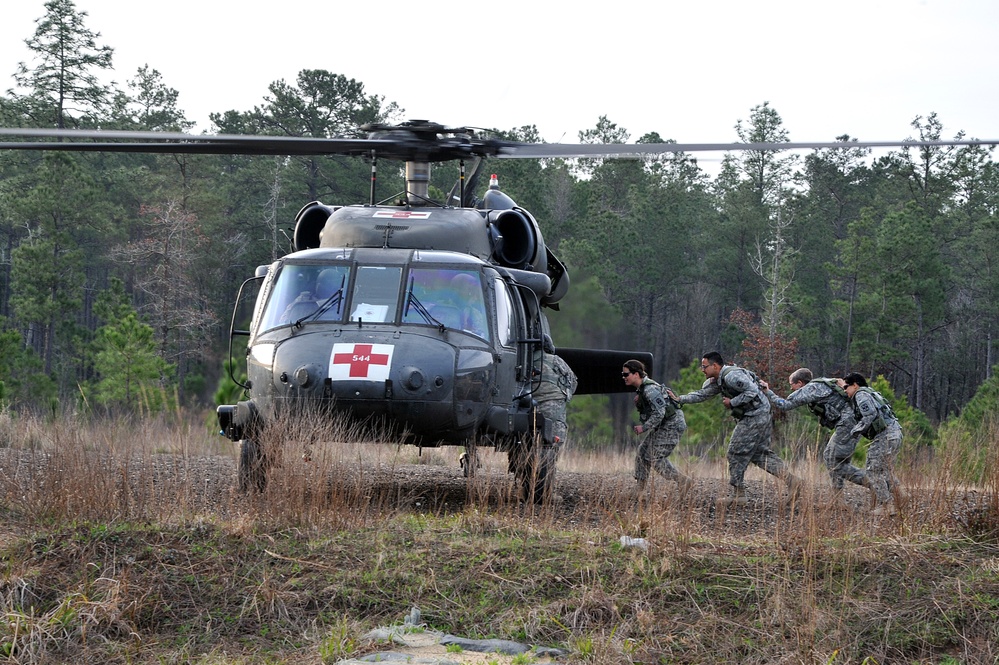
(293, 201, 336, 251)
(488, 208, 539, 271)
(542, 245, 569, 306)
(500, 267, 551, 299)
(482, 184, 516, 210)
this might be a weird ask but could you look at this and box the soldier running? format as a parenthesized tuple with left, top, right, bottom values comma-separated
(668, 352, 801, 507)
(841, 372, 904, 515)
(622, 359, 693, 496)
(761, 368, 868, 497)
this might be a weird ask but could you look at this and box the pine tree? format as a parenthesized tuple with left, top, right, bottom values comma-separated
(12, 0, 114, 128)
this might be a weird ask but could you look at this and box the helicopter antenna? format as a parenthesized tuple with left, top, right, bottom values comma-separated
(459, 160, 465, 208)
(279, 227, 294, 254)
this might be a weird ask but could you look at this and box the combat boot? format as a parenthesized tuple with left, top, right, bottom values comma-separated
(859, 474, 878, 508)
(889, 480, 909, 508)
(630, 478, 648, 504)
(830, 486, 850, 509)
(459, 451, 481, 477)
(785, 474, 804, 504)
(872, 502, 897, 517)
(676, 474, 694, 496)
(717, 486, 747, 508)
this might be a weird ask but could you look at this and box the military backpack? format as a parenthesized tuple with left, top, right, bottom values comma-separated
(638, 377, 680, 424)
(852, 386, 896, 438)
(804, 378, 850, 428)
(718, 365, 763, 419)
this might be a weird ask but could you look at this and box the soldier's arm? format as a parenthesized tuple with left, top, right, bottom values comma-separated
(850, 392, 879, 435)
(767, 385, 814, 411)
(642, 386, 668, 430)
(765, 388, 793, 411)
(676, 379, 720, 405)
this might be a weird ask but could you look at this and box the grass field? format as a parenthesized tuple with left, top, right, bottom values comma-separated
(1, 410, 997, 664)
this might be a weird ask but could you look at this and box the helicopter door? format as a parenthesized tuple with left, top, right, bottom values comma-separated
(490, 276, 527, 403)
(493, 276, 516, 348)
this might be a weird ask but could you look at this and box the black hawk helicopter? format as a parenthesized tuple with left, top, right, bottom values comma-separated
(1, 122, 994, 502)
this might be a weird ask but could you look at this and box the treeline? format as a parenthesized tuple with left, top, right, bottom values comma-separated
(1, 1, 997, 441)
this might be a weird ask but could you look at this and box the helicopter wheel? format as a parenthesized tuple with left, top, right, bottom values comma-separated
(510, 440, 557, 505)
(237, 438, 268, 493)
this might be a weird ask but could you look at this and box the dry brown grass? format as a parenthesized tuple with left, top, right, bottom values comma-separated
(1, 410, 998, 664)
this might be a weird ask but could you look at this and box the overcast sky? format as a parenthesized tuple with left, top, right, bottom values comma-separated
(2, 0, 998, 155)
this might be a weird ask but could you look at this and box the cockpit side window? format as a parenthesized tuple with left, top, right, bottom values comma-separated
(349, 266, 403, 322)
(403, 268, 490, 340)
(494, 277, 516, 347)
(258, 263, 350, 332)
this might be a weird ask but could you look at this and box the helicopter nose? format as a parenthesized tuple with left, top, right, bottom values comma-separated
(294, 366, 312, 387)
(402, 367, 425, 391)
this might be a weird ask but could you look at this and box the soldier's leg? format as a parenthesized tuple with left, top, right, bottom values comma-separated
(866, 424, 903, 506)
(825, 425, 866, 488)
(635, 435, 653, 484)
(742, 415, 788, 479)
(551, 419, 567, 451)
(726, 420, 756, 489)
(650, 427, 682, 481)
(536, 399, 564, 446)
(722, 428, 751, 507)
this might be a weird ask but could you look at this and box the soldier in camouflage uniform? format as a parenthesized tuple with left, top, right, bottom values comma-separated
(622, 359, 693, 494)
(485, 335, 577, 482)
(533, 334, 577, 449)
(841, 372, 903, 515)
(668, 352, 801, 506)
(761, 368, 868, 493)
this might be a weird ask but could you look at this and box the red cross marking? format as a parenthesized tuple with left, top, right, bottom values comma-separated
(332, 343, 391, 377)
(373, 210, 430, 219)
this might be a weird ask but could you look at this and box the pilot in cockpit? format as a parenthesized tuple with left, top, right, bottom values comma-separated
(448, 273, 488, 337)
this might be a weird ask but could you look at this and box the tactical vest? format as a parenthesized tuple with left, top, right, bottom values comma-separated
(637, 377, 679, 423)
(852, 386, 895, 438)
(718, 365, 762, 419)
(805, 378, 850, 428)
(534, 353, 577, 402)
(555, 355, 578, 400)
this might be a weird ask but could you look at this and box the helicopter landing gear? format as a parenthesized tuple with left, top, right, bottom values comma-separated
(459, 446, 481, 478)
(237, 438, 268, 493)
(510, 439, 557, 505)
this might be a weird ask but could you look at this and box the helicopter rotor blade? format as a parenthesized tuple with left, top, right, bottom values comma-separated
(0, 126, 513, 161)
(0, 128, 403, 157)
(496, 138, 999, 159)
(1, 127, 996, 161)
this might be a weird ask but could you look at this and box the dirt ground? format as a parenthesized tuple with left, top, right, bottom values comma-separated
(0, 443, 982, 541)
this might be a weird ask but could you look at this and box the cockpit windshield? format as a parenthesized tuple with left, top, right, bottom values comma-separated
(258, 263, 350, 331)
(349, 266, 403, 322)
(256, 261, 488, 340)
(403, 268, 489, 340)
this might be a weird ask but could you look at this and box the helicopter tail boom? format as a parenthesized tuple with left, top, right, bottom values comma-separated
(556, 348, 655, 396)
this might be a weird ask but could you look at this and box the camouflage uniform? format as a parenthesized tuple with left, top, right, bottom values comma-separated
(678, 366, 789, 489)
(766, 380, 866, 489)
(533, 350, 577, 447)
(634, 377, 687, 483)
(850, 387, 903, 506)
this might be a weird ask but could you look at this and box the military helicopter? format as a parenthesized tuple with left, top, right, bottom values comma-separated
(1, 122, 994, 502)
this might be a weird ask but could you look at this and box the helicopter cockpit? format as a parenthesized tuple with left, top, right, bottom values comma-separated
(400, 267, 490, 339)
(254, 252, 495, 343)
(258, 263, 351, 330)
